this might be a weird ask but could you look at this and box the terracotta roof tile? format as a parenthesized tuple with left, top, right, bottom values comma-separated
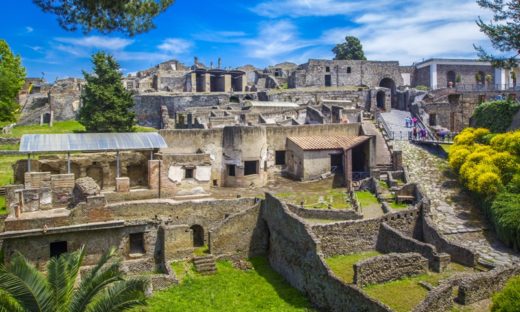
(287, 135, 370, 151)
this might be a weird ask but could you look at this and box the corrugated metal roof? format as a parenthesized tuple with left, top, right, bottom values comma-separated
(288, 135, 370, 151)
(19, 132, 167, 153)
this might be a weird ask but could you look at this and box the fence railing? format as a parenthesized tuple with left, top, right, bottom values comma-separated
(454, 84, 520, 92)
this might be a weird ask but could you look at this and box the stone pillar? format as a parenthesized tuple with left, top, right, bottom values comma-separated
(115, 177, 130, 193)
(392, 150, 403, 171)
(494, 68, 506, 90)
(224, 74, 232, 92)
(190, 73, 197, 92)
(430, 63, 437, 90)
(204, 73, 211, 92)
(344, 149, 352, 190)
(148, 160, 161, 190)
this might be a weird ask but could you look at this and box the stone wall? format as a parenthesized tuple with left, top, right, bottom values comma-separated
(413, 283, 454, 312)
(311, 208, 420, 257)
(264, 88, 368, 107)
(287, 203, 362, 221)
(263, 193, 391, 311)
(0, 137, 20, 145)
(376, 223, 450, 272)
(209, 202, 268, 259)
(421, 212, 478, 267)
(457, 266, 520, 305)
(354, 252, 428, 287)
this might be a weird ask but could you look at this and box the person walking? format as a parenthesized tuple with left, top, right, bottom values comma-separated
(405, 117, 411, 128)
(412, 117, 418, 127)
(412, 126, 418, 140)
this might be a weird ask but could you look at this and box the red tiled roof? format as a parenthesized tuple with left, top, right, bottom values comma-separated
(287, 135, 370, 151)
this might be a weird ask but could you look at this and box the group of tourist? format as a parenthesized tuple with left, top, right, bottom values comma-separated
(404, 116, 418, 128)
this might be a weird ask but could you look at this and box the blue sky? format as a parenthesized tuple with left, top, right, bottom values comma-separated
(0, 0, 494, 80)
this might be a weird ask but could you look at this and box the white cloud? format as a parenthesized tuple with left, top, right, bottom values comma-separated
(157, 38, 192, 54)
(55, 36, 134, 50)
(242, 20, 314, 61)
(25, 26, 34, 33)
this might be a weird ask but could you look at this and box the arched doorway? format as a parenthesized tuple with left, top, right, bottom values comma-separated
(379, 78, 396, 108)
(190, 225, 204, 247)
(376, 91, 386, 110)
(446, 71, 456, 87)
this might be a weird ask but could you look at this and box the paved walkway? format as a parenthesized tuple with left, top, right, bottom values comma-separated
(380, 110, 519, 266)
(380, 110, 412, 140)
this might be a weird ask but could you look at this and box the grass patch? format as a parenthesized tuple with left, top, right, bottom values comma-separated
(325, 251, 381, 284)
(193, 245, 209, 256)
(133, 125, 158, 132)
(355, 191, 379, 207)
(0, 120, 86, 138)
(139, 257, 313, 312)
(0, 144, 19, 150)
(274, 188, 351, 209)
(0, 196, 6, 215)
(389, 202, 409, 210)
(378, 180, 389, 190)
(0, 154, 23, 187)
(363, 263, 474, 312)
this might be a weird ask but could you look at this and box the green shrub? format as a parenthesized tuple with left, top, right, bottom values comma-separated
(489, 192, 520, 251)
(472, 100, 520, 133)
(492, 275, 520, 312)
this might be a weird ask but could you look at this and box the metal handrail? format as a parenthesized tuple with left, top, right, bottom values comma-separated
(375, 111, 394, 140)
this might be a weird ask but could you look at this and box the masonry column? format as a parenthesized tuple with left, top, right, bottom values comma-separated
(495, 67, 506, 90)
(224, 74, 232, 92)
(190, 72, 197, 92)
(430, 63, 438, 90)
(204, 73, 211, 92)
(344, 149, 352, 190)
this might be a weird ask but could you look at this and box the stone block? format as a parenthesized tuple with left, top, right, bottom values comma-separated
(148, 160, 160, 190)
(116, 177, 130, 193)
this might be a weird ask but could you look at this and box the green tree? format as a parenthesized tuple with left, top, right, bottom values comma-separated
(0, 246, 148, 311)
(332, 36, 367, 61)
(475, 0, 520, 68)
(0, 40, 26, 122)
(32, 0, 174, 36)
(78, 52, 136, 132)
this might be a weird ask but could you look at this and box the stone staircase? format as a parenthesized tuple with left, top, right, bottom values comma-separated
(193, 255, 217, 275)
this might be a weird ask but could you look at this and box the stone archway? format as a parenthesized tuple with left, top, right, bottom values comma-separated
(190, 224, 204, 247)
(379, 78, 396, 108)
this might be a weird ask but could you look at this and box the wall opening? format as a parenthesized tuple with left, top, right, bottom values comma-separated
(347, 67, 352, 74)
(325, 75, 332, 87)
(42, 112, 51, 124)
(376, 90, 386, 110)
(244, 161, 259, 175)
(446, 71, 456, 87)
(129, 232, 145, 254)
(229, 95, 240, 103)
(476, 71, 486, 85)
(227, 164, 236, 177)
(196, 73, 205, 92)
(50, 241, 68, 258)
(191, 225, 204, 247)
(351, 143, 368, 173)
(429, 114, 437, 126)
(210, 74, 225, 92)
(86, 164, 104, 189)
(185, 168, 194, 179)
(325, 66, 330, 72)
(127, 164, 147, 187)
(330, 153, 344, 174)
(275, 150, 286, 165)
(379, 78, 396, 108)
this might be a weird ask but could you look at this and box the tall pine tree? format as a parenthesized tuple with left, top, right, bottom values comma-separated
(0, 40, 26, 122)
(78, 52, 135, 132)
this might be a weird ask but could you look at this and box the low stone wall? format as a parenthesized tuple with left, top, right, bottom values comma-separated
(457, 266, 520, 305)
(0, 137, 20, 145)
(287, 204, 362, 221)
(263, 193, 391, 312)
(312, 208, 420, 257)
(209, 203, 268, 259)
(413, 283, 454, 312)
(354, 252, 428, 287)
(421, 211, 478, 267)
(376, 223, 450, 272)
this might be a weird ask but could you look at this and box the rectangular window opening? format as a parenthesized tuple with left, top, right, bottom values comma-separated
(325, 66, 330, 72)
(244, 161, 259, 176)
(227, 164, 236, 177)
(50, 241, 68, 258)
(275, 150, 286, 165)
(347, 67, 352, 74)
(129, 232, 145, 254)
(185, 168, 194, 179)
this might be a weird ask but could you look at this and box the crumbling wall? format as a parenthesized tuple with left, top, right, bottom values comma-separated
(287, 203, 362, 221)
(263, 193, 390, 312)
(413, 283, 454, 312)
(354, 252, 428, 287)
(311, 208, 420, 257)
(209, 202, 268, 259)
(457, 266, 520, 305)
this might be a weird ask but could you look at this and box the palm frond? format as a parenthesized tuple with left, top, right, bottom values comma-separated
(47, 246, 85, 310)
(0, 290, 25, 312)
(0, 252, 53, 312)
(85, 278, 148, 312)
